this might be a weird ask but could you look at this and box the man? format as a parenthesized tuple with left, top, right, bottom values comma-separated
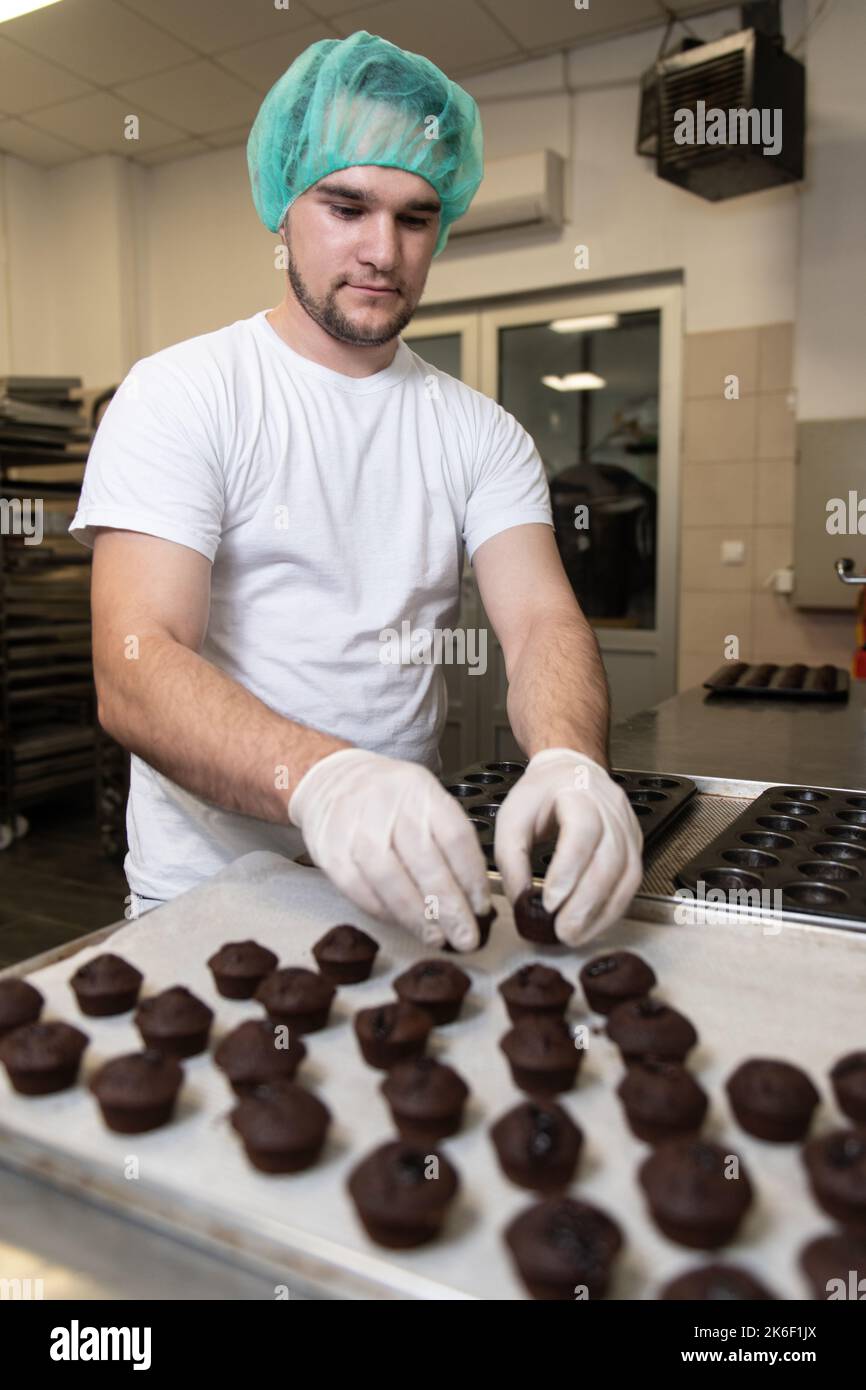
(70, 30, 642, 951)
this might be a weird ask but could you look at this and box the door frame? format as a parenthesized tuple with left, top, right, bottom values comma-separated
(478, 282, 683, 693)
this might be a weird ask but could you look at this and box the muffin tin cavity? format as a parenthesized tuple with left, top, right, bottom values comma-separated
(442, 760, 696, 877)
(675, 784, 866, 923)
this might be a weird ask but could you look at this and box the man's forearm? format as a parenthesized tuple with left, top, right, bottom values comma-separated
(96, 633, 352, 824)
(505, 610, 610, 769)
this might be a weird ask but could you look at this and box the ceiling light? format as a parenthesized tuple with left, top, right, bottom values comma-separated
(542, 373, 607, 392)
(0, 0, 63, 21)
(548, 314, 619, 333)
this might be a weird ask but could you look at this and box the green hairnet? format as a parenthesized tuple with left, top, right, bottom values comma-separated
(247, 30, 483, 257)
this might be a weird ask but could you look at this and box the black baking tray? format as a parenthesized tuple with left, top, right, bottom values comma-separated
(674, 784, 866, 923)
(703, 661, 849, 701)
(441, 759, 697, 878)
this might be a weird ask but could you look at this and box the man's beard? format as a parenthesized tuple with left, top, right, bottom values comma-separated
(286, 246, 416, 347)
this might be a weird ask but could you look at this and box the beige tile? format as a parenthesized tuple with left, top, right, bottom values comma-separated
(684, 328, 760, 399)
(752, 594, 856, 665)
(756, 458, 796, 526)
(684, 395, 758, 462)
(680, 592, 753, 658)
(682, 461, 755, 527)
(681, 526, 754, 591)
(757, 390, 796, 459)
(753, 526, 793, 589)
(758, 323, 794, 393)
(677, 649, 717, 692)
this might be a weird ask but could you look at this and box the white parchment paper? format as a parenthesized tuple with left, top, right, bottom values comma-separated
(1, 850, 864, 1300)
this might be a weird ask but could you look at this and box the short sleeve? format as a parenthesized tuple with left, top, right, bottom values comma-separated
(69, 354, 225, 562)
(462, 398, 554, 564)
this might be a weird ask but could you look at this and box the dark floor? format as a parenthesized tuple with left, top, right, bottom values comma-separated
(0, 789, 128, 968)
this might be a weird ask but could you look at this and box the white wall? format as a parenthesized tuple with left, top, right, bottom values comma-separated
(3, 0, 860, 424)
(794, 0, 866, 420)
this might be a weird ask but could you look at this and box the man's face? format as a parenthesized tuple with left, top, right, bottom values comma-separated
(281, 165, 441, 347)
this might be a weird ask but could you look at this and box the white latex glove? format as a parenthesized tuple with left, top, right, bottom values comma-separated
(494, 748, 644, 946)
(288, 748, 492, 951)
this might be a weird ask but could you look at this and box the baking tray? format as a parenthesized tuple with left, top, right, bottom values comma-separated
(442, 760, 696, 872)
(675, 783, 866, 924)
(703, 661, 849, 701)
(0, 848, 863, 1301)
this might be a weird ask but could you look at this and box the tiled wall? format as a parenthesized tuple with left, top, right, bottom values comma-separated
(677, 324, 856, 691)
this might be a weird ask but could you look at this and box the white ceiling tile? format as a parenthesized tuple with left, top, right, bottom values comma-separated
(134, 137, 212, 166)
(114, 60, 262, 134)
(306, 0, 380, 15)
(0, 117, 86, 166)
(216, 22, 338, 90)
(486, 0, 662, 50)
(0, 37, 91, 115)
(202, 125, 251, 150)
(329, 0, 521, 74)
(121, 0, 324, 55)
(27, 91, 187, 154)
(0, 0, 198, 85)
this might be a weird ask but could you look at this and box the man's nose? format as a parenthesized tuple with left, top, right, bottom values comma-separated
(356, 213, 400, 271)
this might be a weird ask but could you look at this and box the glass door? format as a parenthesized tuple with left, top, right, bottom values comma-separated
(404, 284, 683, 766)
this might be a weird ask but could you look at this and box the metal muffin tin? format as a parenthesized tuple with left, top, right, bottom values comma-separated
(674, 783, 866, 922)
(703, 660, 849, 701)
(442, 759, 697, 876)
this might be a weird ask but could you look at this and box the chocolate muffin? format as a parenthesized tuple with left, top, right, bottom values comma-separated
(726, 1058, 820, 1142)
(607, 997, 698, 1064)
(135, 986, 213, 1058)
(443, 905, 497, 954)
(830, 1051, 866, 1125)
(0, 1021, 89, 1095)
(639, 1139, 754, 1248)
(660, 1264, 776, 1300)
(491, 1100, 583, 1192)
(90, 1049, 183, 1133)
(381, 1056, 469, 1142)
(0, 978, 43, 1037)
(499, 963, 573, 1023)
(354, 1001, 432, 1070)
(70, 953, 143, 1016)
(347, 1139, 459, 1248)
(214, 1018, 307, 1097)
(230, 1079, 331, 1174)
(617, 1061, 708, 1144)
(312, 924, 378, 984)
(513, 887, 559, 945)
(255, 967, 335, 1034)
(579, 951, 656, 1015)
(207, 940, 278, 999)
(799, 1230, 866, 1298)
(393, 959, 470, 1025)
(500, 1015, 582, 1095)
(504, 1196, 623, 1300)
(802, 1129, 866, 1233)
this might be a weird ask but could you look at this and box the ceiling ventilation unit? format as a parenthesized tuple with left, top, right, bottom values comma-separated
(636, 1, 805, 201)
(449, 149, 564, 242)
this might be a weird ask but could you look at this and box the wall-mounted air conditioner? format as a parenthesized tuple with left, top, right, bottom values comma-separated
(450, 149, 564, 241)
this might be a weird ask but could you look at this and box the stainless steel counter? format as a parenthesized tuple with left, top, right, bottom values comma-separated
(611, 683, 866, 790)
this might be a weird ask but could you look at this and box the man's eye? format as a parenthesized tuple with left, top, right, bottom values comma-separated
(331, 204, 361, 218)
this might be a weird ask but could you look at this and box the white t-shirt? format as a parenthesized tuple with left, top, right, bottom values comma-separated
(70, 309, 554, 900)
